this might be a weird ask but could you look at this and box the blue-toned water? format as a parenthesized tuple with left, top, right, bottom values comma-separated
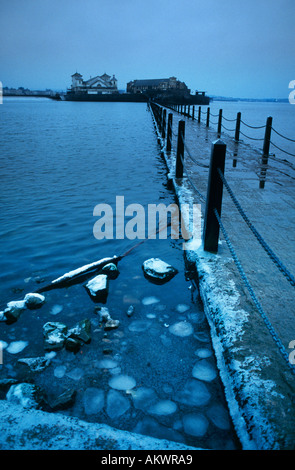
(0, 98, 244, 449)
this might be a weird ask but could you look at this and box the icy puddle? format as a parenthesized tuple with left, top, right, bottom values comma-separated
(0, 245, 240, 450)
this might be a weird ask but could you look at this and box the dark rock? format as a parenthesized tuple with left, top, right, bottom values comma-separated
(24, 293, 45, 309)
(126, 305, 135, 317)
(104, 319, 120, 331)
(65, 337, 81, 352)
(17, 356, 51, 372)
(100, 262, 119, 279)
(142, 258, 178, 284)
(6, 383, 45, 409)
(4, 300, 26, 323)
(43, 322, 68, 351)
(67, 318, 91, 344)
(48, 388, 76, 411)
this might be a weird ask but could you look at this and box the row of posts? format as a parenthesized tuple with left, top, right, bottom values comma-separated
(150, 101, 226, 253)
(169, 104, 273, 189)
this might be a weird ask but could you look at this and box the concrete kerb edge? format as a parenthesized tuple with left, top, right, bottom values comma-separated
(154, 117, 279, 450)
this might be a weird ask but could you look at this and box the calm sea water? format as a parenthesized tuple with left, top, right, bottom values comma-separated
(209, 100, 295, 162)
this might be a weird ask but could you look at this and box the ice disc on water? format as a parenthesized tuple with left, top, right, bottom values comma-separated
(83, 387, 104, 415)
(128, 320, 151, 332)
(175, 379, 211, 407)
(192, 359, 217, 382)
(169, 321, 193, 337)
(106, 389, 130, 419)
(142, 296, 160, 306)
(97, 358, 118, 369)
(183, 413, 209, 437)
(6, 341, 28, 354)
(108, 374, 136, 391)
(148, 400, 177, 416)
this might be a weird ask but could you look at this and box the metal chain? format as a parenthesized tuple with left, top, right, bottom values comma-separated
(217, 168, 295, 287)
(214, 208, 295, 376)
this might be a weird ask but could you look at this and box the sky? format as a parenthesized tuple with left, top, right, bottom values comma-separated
(0, 0, 294, 99)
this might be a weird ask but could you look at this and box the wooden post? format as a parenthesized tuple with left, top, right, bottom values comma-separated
(176, 120, 185, 178)
(203, 139, 226, 253)
(192, 106, 195, 120)
(206, 107, 210, 127)
(162, 108, 166, 139)
(198, 106, 201, 123)
(260, 116, 272, 189)
(166, 113, 173, 152)
(217, 109, 223, 136)
(235, 112, 241, 142)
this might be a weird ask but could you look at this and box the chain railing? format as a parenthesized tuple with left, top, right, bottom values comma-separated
(149, 100, 295, 377)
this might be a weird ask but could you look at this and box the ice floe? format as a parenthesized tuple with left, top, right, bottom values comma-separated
(106, 389, 130, 419)
(169, 321, 193, 337)
(183, 412, 209, 437)
(148, 400, 177, 416)
(192, 359, 217, 382)
(175, 379, 211, 407)
(50, 305, 63, 315)
(142, 296, 160, 306)
(108, 374, 136, 391)
(6, 341, 28, 354)
(83, 387, 104, 415)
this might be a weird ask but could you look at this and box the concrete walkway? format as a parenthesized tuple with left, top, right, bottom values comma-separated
(153, 105, 295, 450)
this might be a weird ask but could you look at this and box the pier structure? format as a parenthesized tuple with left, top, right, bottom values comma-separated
(149, 102, 295, 450)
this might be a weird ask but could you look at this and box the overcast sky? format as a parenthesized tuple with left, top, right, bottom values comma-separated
(0, 0, 294, 98)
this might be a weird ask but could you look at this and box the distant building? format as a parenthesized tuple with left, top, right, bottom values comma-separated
(69, 72, 118, 95)
(127, 77, 190, 96)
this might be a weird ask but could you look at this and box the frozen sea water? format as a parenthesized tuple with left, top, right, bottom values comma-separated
(207, 404, 231, 430)
(6, 341, 28, 354)
(128, 320, 151, 333)
(106, 389, 130, 419)
(108, 374, 136, 391)
(66, 367, 84, 381)
(192, 360, 217, 382)
(169, 321, 193, 337)
(97, 358, 118, 369)
(142, 296, 160, 306)
(148, 400, 177, 416)
(131, 387, 157, 411)
(50, 305, 63, 315)
(183, 412, 209, 437)
(175, 379, 211, 407)
(176, 304, 190, 313)
(83, 387, 104, 415)
(195, 348, 213, 359)
(54, 365, 67, 378)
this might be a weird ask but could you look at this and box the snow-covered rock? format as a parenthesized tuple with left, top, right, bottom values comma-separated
(4, 300, 26, 322)
(24, 293, 45, 309)
(43, 322, 67, 351)
(17, 356, 51, 372)
(6, 383, 44, 409)
(85, 274, 109, 303)
(142, 258, 178, 283)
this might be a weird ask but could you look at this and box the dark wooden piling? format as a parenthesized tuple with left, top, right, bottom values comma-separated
(203, 139, 226, 253)
(176, 120, 185, 178)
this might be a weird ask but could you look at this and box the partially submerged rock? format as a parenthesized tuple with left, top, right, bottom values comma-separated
(4, 300, 26, 323)
(24, 293, 45, 309)
(142, 258, 178, 284)
(6, 383, 45, 409)
(47, 388, 76, 411)
(67, 318, 91, 344)
(43, 322, 68, 351)
(85, 274, 109, 303)
(17, 356, 51, 373)
(100, 262, 119, 280)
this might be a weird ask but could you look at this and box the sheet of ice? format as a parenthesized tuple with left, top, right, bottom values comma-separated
(108, 374, 136, 391)
(142, 296, 160, 306)
(106, 390, 130, 419)
(207, 404, 231, 430)
(175, 378, 211, 407)
(192, 359, 217, 382)
(51, 257, 115, 284)
(176, 304, 190, 313)
(54, 365, 67, 378)
(183, 413, 209, 437)
(128, 320, 151, 333)
(6, 341, 28, 354)
(50, 305, 63, 315)
(169, 321, 193, 337)
(97, 358, 118, 369)
(130, 387, 158, 411)
(83, 387, 104, 415)
(66, 367, 84, 381)
(195, 348, 213, 359)
(148, 400, 177, 416)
